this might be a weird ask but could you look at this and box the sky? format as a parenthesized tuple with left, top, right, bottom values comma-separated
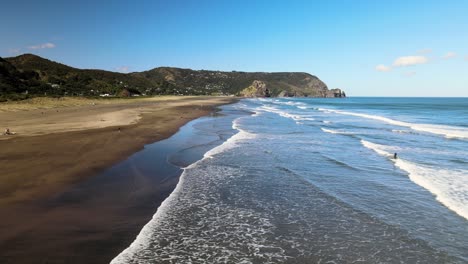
(1, 0, 467, 96)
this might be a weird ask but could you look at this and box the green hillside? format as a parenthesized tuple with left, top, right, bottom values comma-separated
(1, 54, 345, 100)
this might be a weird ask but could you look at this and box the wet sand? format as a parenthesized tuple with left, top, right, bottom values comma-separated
(0, 96, 237, 264)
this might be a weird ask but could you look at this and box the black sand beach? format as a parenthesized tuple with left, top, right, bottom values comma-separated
(0, 97, 237, 264)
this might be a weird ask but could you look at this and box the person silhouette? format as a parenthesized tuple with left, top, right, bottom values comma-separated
(393, 153, 398, 159)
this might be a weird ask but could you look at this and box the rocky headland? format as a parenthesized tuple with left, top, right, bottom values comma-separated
(1, 54, 345, 99)
(0, 54, 345, 101)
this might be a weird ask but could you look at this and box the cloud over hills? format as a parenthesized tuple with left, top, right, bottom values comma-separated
(393, 56, 429, 67)
(28, 43, 56, 50)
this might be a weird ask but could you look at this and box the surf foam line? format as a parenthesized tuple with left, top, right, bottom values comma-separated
(321, 128, 355, 135)
(319, 108, 468, 140)
(273, 100, 307, 107)
(361, 140, 468, 221)
(258, 105, 315, 122)
(110, 117, 256, 264)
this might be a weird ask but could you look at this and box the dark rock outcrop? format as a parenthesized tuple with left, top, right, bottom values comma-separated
(325, 88, 346, 98)
(278, 90, 291, 97)
(239, 80, 271, 97)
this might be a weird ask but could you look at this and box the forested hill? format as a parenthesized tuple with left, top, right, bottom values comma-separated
(1, 54, 345, 99)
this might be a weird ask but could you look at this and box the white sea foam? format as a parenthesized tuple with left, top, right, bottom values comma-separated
(361, 140, 394, 157)
(411, 123, 468, 139)
(111, 166, 189, 264)
(297, 116, 315, 121)
(259, 105, 314, 122)
(361, 140, 468, 221)
(268, 108, 300, 120)
(321, 128, 356, 135)
(111, 117, 255, 263)
(275, 100, 306, 107)
(204, 119, 256, 158)
(321, 128, 346, 135)
(395, 160, 468, 221)
(319, 108, 468, 140)
(392, 129, 412, 134)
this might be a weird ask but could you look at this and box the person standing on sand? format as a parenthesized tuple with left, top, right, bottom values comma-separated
(3, 128, 17, 135)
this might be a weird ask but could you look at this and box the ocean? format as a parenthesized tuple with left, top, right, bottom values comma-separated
(112, 97, 468, 263)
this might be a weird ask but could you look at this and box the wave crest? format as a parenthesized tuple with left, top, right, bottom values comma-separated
(320, 108, 468, 140)
(361, 140, 468, 221)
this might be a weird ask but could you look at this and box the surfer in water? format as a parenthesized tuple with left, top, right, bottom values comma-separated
(393, 153, 398, 159)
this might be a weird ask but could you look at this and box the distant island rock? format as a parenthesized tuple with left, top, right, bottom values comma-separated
(0, 54, 346, 100)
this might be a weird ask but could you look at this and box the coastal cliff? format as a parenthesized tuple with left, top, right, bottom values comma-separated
(1, 54, 345, 99)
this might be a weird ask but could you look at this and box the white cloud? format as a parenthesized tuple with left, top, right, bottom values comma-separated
(28, 42, 56, 50)
(115, 66, 130, 73)
(393, 56, 429, 67)
(403, 71, 416, 77)
(417, 48, 432, 54)
(375, 64, 392, 72)
(442, 51, 456, 59)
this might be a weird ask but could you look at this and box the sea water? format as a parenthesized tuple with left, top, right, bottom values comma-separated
(112, 97, 468, 263)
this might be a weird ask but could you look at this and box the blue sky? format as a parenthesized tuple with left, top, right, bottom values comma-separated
(1, 0, 467, 96)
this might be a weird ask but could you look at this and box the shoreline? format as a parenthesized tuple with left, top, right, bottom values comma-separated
(0, 96, 237, 205)
(111, 106, 248, 263)
(0, 96, 238, 264)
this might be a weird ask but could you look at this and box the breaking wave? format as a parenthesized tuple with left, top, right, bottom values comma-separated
(361, 140, 468, 221)
(319, 108, 468, 140)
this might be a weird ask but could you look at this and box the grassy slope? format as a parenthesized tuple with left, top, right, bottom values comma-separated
(1, 54, 330, 99)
